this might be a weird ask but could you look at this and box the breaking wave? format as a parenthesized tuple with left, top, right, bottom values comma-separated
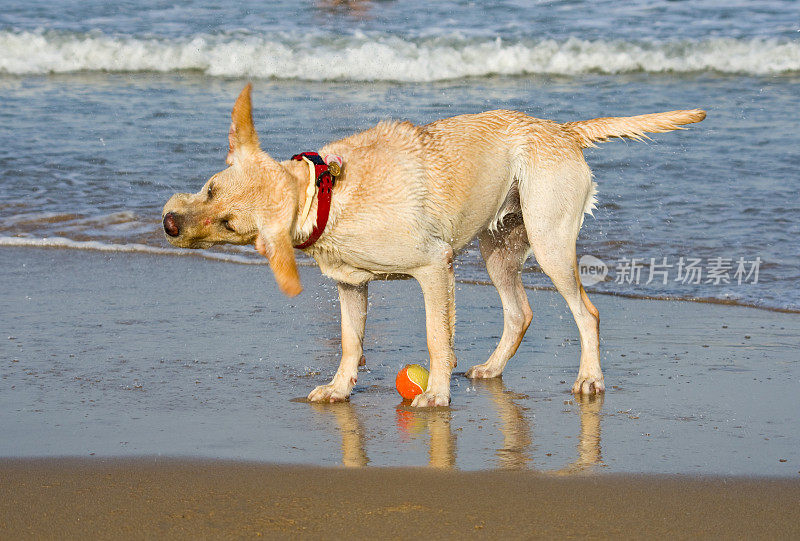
(1, 30, 798, 81)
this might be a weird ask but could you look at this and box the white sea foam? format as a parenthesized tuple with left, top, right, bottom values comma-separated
(1, 30, 798, 80)
(0, 235, 269, 265)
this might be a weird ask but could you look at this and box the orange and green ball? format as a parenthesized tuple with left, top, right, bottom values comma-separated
(395, 364, 429, 400)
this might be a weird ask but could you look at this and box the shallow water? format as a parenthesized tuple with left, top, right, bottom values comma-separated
(1, 1, 799, 311)
(1, 72, 798, 311)
(2, 248, 798, 475)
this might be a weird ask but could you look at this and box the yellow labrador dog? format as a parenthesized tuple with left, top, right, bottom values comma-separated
(163, 84, 704, 407)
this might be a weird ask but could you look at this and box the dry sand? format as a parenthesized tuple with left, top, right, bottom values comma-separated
(2, 458, 799, 539)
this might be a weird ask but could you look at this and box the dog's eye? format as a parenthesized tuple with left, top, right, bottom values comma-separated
(221, 219, 236, 233)
(207, 185, 213, 200)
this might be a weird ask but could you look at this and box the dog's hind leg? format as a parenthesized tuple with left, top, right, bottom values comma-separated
(521, 163, 604, 395)
(410, 245, 457, 408)
(532, 238, 603, 394)
(466, 217, 533, 379)
(308, 282, 368, 403)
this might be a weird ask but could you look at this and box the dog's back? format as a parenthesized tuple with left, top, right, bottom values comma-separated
(320, 108, 705, 258)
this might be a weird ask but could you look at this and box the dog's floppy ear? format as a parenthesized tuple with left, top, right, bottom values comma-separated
(226, 83, 260, 166)
(254, 223, 303, 297)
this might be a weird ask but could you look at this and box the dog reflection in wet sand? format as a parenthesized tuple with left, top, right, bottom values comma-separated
(479, 380, 603, 474)
(396, 407, 457, 469)
(162, 84, 704, 406)
(309, 402, 369, 467)
(311, 381, 603, 471)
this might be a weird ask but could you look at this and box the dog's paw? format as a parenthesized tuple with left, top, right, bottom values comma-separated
(308, 382, 351, 403)
(465, 363, 502, 379)
(411, 390, 451, 408)
(572, 375, 605, 395)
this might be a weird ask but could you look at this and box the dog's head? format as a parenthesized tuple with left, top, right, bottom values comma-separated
(162, 84, 302, 296)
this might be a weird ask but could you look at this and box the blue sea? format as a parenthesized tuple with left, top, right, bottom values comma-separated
(2, 0, 799, 311)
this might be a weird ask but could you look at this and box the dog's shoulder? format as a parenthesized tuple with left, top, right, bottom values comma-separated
(324, 120, 428, 161)
(358, 119, 427, 147)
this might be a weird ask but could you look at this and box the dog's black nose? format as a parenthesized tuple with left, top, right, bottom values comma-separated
(163, 212, 181, 237)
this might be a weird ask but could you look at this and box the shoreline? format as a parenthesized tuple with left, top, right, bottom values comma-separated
(2, 239, 797, 315)
(2, 457, 799, 539)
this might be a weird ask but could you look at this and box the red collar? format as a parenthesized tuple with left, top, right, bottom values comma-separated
(291, 152, 336, 249)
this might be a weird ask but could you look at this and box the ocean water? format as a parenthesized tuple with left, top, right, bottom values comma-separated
(1, 0, 799, 311)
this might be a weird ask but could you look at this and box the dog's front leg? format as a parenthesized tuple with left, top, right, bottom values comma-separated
(411, 253, 456, 408)
(308, 282, 368, 403)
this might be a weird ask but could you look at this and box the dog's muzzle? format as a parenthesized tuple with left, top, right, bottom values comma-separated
(163, 212, 181, 237)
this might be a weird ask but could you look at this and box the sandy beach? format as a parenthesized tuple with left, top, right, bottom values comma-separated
(2, 245, 800, 537)
(3, 246, 799, 472)
(2, 458, 800, 539)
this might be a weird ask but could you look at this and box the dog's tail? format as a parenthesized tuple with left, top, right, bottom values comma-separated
(564, 109, 706, 148)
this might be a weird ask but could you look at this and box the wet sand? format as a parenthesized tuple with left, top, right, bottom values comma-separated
(2, 458, 799, 539)
(3, 246, 799, 474)
(2, 246, 800, 536)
